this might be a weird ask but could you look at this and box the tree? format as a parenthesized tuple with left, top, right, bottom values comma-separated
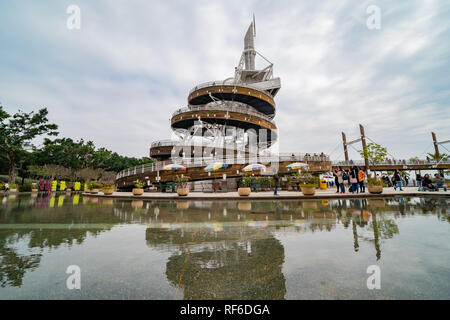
(427, 152, 449, 161)
(358, 142, 387, 165)
(0, 106, 58, 183)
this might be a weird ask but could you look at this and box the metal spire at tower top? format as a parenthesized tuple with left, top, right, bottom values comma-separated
(244, 21, 256, 70)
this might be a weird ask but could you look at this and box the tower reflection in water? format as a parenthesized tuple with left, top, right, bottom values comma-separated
(1, 193, 448, 299)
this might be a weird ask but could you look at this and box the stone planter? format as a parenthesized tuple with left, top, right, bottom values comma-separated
(90, 188, 99, 194)
(368, 185, 383, 194)
(102, 189, 114, 195)
(32, 189, 38, 193)
(84, 189, 91, 193)
(238, 187, 251, 196)
(177, 188, 189, 196)
(301, 187, 316, 196)
(10, 189, 17, 193)
(132, 188, 144, 196)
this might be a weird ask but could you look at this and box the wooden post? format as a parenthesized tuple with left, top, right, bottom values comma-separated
(360, 124, 369, 171)
(342, 132, 349, 163)
(432, 132, 440, 162)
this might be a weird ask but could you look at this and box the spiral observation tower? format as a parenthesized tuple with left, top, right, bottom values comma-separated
(116, 21, 331, 189)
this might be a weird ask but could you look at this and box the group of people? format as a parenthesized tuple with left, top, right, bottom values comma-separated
(416, 173, 447, 191)
(333, 166, 366, 194)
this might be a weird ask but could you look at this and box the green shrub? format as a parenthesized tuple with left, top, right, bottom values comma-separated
(174, 176, 189, 188)
(9, 184, 18, 190)
(239, 176, 252, 188)
(133, 180, 145, 189)
(367, 177, 383, 186)
(88, 182, 103, 189)
(19, 184, 33, 192)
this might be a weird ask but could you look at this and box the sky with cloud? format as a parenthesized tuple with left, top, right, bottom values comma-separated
(1, 0, 449, 161)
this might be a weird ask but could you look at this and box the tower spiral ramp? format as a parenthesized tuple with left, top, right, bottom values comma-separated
(151, 21, 281, 162)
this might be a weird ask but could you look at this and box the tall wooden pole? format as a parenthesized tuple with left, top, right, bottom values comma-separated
(342, 132, 349, 162)
(432, 132, 440, 161)
(360, 124, 369, 171)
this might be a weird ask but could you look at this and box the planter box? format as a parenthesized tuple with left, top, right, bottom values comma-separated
(301, 187, 316, 196)
(368, 185, 383, 194)
(102, 189, 114, 195)
(177, 188, 189, 196)
(132, 188, 144, 196)
(238, 187, 251, 196)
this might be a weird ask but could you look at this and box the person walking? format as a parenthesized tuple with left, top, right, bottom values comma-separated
(273, 173, 280, 196)
(393, 170, 403, 191)
(336, 167, 345, 194)
(358, 168, 366, 193)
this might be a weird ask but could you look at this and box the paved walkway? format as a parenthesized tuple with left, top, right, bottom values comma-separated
(83, 187, 449, 201)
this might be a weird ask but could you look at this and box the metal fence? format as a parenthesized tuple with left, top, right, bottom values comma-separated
(188, 80, 274, 98)
(171, 103, 276, 124)
(116, 153, 330, 179)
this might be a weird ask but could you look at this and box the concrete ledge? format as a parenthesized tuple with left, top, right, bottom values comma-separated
(82, 187, 450, 201)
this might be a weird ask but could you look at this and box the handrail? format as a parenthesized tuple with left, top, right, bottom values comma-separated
(116, 153, 331, 179)
(332, 159, 450, 166)
(188, 80, 274, 98)
(171, 102, 275, 124)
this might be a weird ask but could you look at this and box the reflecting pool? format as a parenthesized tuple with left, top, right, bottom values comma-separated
(0, 193, 449, 299)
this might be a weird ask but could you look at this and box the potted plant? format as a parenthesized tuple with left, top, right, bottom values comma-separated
(367, 177, 384, 194)
(298, 173, 318, 196)
(238, 176, 252, 196)
(84, 182, 91, 193)
(133, 180, 145, 196)
(9, 184, 18, 192)
(102, 185, 115, 195)
(175, 175, 190, 196)
(88, 182, 102, 194)
(31, 182, 38, 193)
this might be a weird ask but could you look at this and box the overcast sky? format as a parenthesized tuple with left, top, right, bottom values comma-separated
(1, 0, 449, 161)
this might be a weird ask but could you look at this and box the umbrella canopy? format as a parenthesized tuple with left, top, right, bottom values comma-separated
(242, 163, 266, 172)
(163, 164, 186, 171)
(286, 162, 309, 170)
(204, 162, 229, 172)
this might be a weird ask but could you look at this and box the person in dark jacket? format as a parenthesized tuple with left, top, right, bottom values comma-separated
(421, 174, 434, 191)
(333, 169, 340, 193)
(393, 170, 403, 191)
(273, 174, 280, 195)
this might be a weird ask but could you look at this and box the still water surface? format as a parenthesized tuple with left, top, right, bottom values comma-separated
(0, 193, 449, 299)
